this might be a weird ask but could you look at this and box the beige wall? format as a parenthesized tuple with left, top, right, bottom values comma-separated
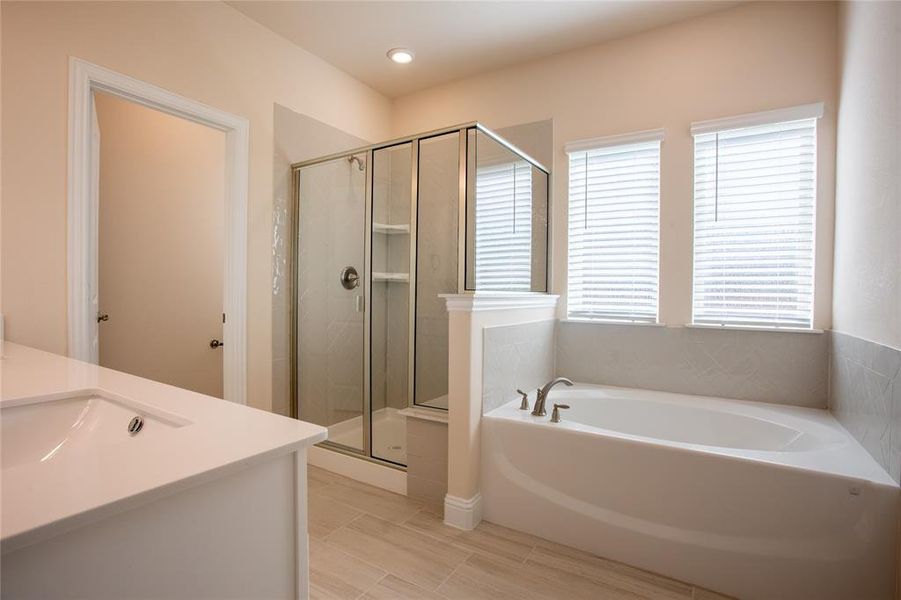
(95, 91, 226, 398)
(391, 1, 839, 329)
(0, 1, 392, 410)
(833, 1, 901, 350)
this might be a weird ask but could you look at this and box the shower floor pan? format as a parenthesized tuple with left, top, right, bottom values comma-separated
(326, 407, 406, 465)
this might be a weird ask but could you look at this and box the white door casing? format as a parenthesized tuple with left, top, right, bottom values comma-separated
(68, 57, 249, 404)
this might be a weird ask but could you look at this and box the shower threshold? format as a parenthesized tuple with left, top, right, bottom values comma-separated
(327, 407, 406, 465)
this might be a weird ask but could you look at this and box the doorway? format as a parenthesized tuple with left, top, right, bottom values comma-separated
(68, 58, 249, 403)
(93, 91, 226, 397)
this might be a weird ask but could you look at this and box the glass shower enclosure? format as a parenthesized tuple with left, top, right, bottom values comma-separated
(291, 123, 549, 467)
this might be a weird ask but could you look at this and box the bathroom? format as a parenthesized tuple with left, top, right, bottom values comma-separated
(1, 1, 899, 599)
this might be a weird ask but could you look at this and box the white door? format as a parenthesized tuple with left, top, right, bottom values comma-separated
(89, 101, 101, 363)
(94, 91, 226, 398)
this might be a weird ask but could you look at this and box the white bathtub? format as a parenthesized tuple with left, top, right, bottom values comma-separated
(481, 384, 898, 600)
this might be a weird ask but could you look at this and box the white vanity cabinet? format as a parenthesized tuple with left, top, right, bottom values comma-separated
(0, 343, 326, 600)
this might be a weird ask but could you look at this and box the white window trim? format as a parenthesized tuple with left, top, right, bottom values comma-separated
(686, 324, 825, 335)
(565, 128, 665, 154)
(690, 102, 823, 136)
(689, 106, 821, 331)
(566, 131, 663, 324)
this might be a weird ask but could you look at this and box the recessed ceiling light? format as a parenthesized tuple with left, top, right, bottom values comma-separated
(387, 48, 414, 64)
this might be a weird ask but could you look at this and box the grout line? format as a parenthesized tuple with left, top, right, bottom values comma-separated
(398, 506, 426, 526)
(317, 507, 367, 544)
(434, 558, 466, 594)
(317, 533, 391, 582)
(519, 545, 537, 567)
(355, 573, 391, 600)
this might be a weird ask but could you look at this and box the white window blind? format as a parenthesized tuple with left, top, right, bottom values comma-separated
(692, 116, 817, 329)
(567, 137, 661, 322)
(474, 160, 532, 291)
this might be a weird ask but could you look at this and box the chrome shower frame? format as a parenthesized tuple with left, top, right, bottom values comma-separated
(290, 122, 549, 469)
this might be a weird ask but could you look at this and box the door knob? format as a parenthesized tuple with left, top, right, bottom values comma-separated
(97, 313, 110, 323)
(210, 339, 224, 349)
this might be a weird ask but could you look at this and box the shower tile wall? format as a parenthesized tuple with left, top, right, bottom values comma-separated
(556, 321, 828, 408)
(372, 144, 411, 412)
(272, 105, 366, 417)
(414, 133, 460, 408)
(829, 331, 901, 483)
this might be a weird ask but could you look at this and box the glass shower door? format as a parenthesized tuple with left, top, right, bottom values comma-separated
(370, 142, 413, 465)
(296, 154, 367, 452)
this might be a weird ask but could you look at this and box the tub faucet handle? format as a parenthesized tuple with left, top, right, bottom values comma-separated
(550, 403, 571, 423)
(516, 389, 530, 411)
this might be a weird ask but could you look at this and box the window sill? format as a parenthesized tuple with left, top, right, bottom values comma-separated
(686, 324, 824, 335)
(562, 317, 663, 327)
(559, 320, 825, 335)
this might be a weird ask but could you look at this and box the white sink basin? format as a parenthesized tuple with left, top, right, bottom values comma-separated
(1, 392, 189, 470)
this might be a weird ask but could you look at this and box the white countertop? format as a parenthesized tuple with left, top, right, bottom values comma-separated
(0, 342, 327, 552)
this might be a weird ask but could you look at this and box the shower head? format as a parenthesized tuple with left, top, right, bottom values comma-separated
(348, 154, 366, 172)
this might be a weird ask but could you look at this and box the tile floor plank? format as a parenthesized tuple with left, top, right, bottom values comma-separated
(316, 480, 423, 524)
(401, 509, 535, 566)
(307, 466, 733, 600)
(360, 574, 447, 600)
(308, 465, 346, 489)
(693, 588, 737, 600)
(531, 540, 694, 599)
(309, 538, 387, 600)
(308, 493, 364, 540)
(326, 513, 470, 591)
(440, 552, 645, 600)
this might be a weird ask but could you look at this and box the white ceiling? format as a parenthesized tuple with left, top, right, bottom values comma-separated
(228, 1, 739, 98)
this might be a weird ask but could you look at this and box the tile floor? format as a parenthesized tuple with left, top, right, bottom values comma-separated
(307, 466, 734, 600)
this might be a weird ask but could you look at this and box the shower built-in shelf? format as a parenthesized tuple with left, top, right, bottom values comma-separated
(372, 272, 409, 283)
(373, 222, 410, 235)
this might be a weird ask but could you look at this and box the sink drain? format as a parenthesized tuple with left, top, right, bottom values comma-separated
(128, 416, 144, 435)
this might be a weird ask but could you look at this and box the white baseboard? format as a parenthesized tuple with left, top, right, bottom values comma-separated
(308, 445, 407, 496)
(444, 493, 482, 530)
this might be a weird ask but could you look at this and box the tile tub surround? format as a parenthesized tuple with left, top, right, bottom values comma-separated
(443, 293, 559, 530)
(482, 319, 555, 413)
(829, 330, 901, 483)
(306, 466, 734, 600)
(556, 321, 828, 408)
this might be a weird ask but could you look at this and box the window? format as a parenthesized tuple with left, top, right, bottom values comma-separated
(691, 104, 821, 329)
(474, 159, 533, 291)
(566, 130, 662, 322)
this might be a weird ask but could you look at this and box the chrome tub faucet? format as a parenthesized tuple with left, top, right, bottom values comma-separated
(532, 377, 574, 417)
